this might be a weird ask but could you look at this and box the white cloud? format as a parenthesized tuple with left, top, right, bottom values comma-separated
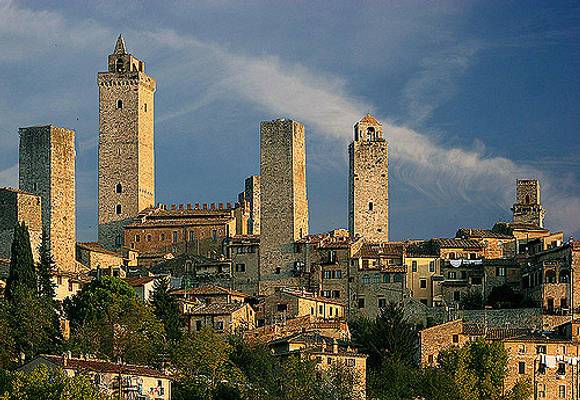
(0, 164, 18, 188)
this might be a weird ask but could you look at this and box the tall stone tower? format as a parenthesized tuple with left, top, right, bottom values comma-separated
(19, 125, 76, 271)
(244, 176, 260, 235)
(512, 179, 544, 227)
(98, 34, 156, 249)
(259, 119, 309, 294)
(349, 114, 389, 242)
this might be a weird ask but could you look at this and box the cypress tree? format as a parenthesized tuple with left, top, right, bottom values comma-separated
(5, 222, 37, 300)
(37, 230, 56, 299)
(151, 276, 183, 341)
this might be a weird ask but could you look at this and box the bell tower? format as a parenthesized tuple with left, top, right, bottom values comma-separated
(512, 179, 544, 227)
(348, 114, 389, 242)
(97, 35, 156, 249)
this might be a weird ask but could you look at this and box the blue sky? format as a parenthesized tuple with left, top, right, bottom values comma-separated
(0, 0, 578, 241)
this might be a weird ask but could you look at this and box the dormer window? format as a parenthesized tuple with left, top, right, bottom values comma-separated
(117, 100, 123, 109)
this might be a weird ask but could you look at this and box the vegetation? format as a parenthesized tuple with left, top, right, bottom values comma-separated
(151, 276, 184, 341)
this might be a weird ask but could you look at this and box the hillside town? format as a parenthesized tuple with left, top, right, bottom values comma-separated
(0, 34, 578, 400)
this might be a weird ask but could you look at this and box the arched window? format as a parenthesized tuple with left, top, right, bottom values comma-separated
(117, 99, 123, 109)
(115, 183, 122, 193)
(525, 194, 530, 204)
(116, 58, 124, 72)
(115, 204, 122, 215)
(366, 127, 375, 141)
(559, 269, 570, 283)
(146, 234, 152, 242)
(368, 202, 374, 211)
(362, 274, 370, 285)
(545, 270, 557, 284)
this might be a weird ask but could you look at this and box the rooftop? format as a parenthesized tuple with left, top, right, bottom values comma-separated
(456, 228, 513, 240)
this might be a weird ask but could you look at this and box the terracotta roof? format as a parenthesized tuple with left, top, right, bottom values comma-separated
(125, 276, 157, 287)
(188, 302, 247, 315)
(356, 113, 382, 126)
(34, 355, 170, 379)
(358, 242, 404, 258)
(280, 289, 345, 306)
(170, 285, 247, 298)
(432, 238, 483, 249)
(77, 242, 124, 258)
(456, 228, 513, 239)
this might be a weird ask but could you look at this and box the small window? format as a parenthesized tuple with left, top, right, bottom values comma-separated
(116, 183, 122, 193)
(144, 103, 148, 112)
(559, 384, 566, 398)
(277, 304, 287, 312)
(429, 261, 435, 273)
(557, 363, 566, 376)
(332, 290, 340, 298)
(135, 234, 140, 243)
(275, 267, 281, 274)
(362, 274, 370, 285)
(172, 231, 178, 243)
(453, 291, 460, 301)
(236, 263, 246, 273)
(160, 233, 166, 241)
(536, 345, 546, 354)
(146, 234, 152, 242)
(214, 321, 224, 331)
(496, 267, 506, 277)
(518, 361, 525, 374)
(115, 235, 122, 246)
(368, 202, 373, 211)
(393, 273, 403, 283)
(117, 99, 123, 109)
(212, 229, 218, 240)
(412, 261, 418, 272)
(357, 298, 365, 308)
(378, 298, 387, 308)
(452, 334, 459, 344)
(420, 279, 427, 289)
(115, 204, 122, 215)
(382, 273, 390, 283)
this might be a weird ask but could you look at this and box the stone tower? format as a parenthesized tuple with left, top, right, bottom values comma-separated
(512, 179, 544, 227)
(349, 114, 389, 243)
(244, 176, 260, 235)
(98, 34, 156, 249)
(259, 119, 309, 294)
(19, 125, 76, 271)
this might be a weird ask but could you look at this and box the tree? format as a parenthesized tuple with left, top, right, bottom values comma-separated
(5, 223, 36, 301)
(150, 276, 184, 341)
(0, 364, 112, 400)
(0, 301, 16, 370)
(66, 276, 165, 366)
(37, 230, 56, 299)
(350, 302, 418, 368)
(486, 284, 524, 309)
(461, 289, 484, 310)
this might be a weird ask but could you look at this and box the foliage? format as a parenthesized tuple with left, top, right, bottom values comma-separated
(5, 223, 36, 301)
(66, 276, 165, 365)
(461, 289, 484, 310)
(37, 230, 56, 299)
(350, 301, 417, 368)
(150, 276, 184, 341)
(486, 284, 525, 309)
(0, 302, 16, 370)
(0, 364, 112, 400)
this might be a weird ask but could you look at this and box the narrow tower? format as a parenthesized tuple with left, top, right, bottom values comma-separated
(19, 125, 76, 271)
(349, 114, 389, 242)
(98, 35, 156, 249)
(259, 119, 309, 294)
(512, 179, 544, 227)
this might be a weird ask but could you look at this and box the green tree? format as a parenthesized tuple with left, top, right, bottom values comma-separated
(0, 301, 16, 369)
(0, 364, 112, 400)
(461, 290, 484, 310)
(350, 302, 418, 368)
(5, 223, 36, 300)
(37, 230, 56, 299)
(66, 276, 165, 365)
(151, 276, 184, 341)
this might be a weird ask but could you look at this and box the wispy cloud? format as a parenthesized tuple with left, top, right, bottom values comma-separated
(0, 164, 18, 188)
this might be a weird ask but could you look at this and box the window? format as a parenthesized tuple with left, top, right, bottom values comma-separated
(393, 273, 403, 283)
(332, 290, 340, 299)
(471, 276, 482, 285)
(420, 279, 427, 289)
(469, 253, 477, 260)
(452, 334, 459, 344)
(214, 321, 224, 331)
(373, 273, 381, 284)
(195, 321, 202, 331)
(449, 252, 456, 260)
(117, 99, 123, 109)
(146, 234, 152, 242)
(557, 363, 566, 376)
(412, 261, 418, 272)
(453, 291, 460, 301)
(172, 231, 178, 243)
(368, 202, 373, 211)
(115, 235, 122, 246)
(537, 384, 545, 398)
(362, 274, 370, 285)
(235, 263, 246, 273)
(144, 103, 148, 112)
(116, 204, 122, 215)
(115, 183, 122, 193)
(558, 385, 566, 398)
(277, 304, 287, 312)
(274, 267, 281, 274)
(518, 362, 525, 374)
(330, 307, 333, 317)
(383, 273, 390, 283)
(378, 298, 387, 308)
(116, 58, 124, 72)
(429, 261, 435, 273)
(68, 280, 73, 292)
(57, 276, 63, 285)
(346, 359, 355, 367)
(449, 271, 456, 279)
(518, 344, 526, 354)
(135, 234, 140, 243)
(536, 345, 546, 354)
(189, 231, 195, 241)
(212, 229, 218, 240)
(496, 267, 506, 277)
(319, 305, 323, 314)
(160, 233, 166, 241)
(328, 250, 336, 263)
(358, 298, 365, 308)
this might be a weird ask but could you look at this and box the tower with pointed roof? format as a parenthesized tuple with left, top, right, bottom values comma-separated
(348, 114, 389, 242)
(97, 35, 156, 249)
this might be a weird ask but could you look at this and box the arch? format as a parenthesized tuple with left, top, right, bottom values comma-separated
(115, 183, 122, 193)
(559, 269, 570, 283)
(115, 204, 122, 215)
(117, 99, 123, 109)
(525, 194, 530, 204)
(545, 270, 556, 284)
(362, 274, 370, 285)
(116, 58, 124, 72)
(368, 201, 374, 211)
(366, 127, 375, 141)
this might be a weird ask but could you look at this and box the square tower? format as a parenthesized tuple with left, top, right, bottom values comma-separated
(259, 119, 309, 294)
(19, 125, 76, 271)
(244, 176, 261, 235)
(349, 114, 389, 242)
(512, 179, 544, 227)
(97, 35, 156, 249)
(0, 188, 42, 262)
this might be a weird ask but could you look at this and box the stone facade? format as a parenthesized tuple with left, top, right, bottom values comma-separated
(76, 242, 127, 269)
(0, 188, 42, 262)
(348, 114, 388, 242)
(238, 176, 260, 235)
(98, 35, 156, 249)
(19, 125, 76, 272)
(259, 119, 309, 295)
(419, 319, 468, 366)
(512, 179, 544, 227)
(228, 235, 260, 295)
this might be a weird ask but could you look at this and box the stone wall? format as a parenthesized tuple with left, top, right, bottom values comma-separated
(258, 119, 309, 294)
(348, 114, 388, 242)
(419, 319, 467, 366)
(244, 176, 260, 235)
(98, 42, 156, 250)
(19, 125, 76, 272)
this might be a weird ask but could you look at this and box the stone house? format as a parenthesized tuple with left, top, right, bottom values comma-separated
(76, 242, 131, 269)
(455, 228, 516, 259)
(227, 234, 260, 295)
(184, 302, 255, 334)
(125, 276, 160, 303)
(20, 354, 172, 400)
(170, 285, 248, 304)
(53, 272, 86, 302)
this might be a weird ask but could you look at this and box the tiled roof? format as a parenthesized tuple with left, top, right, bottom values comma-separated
(456, 228, 513, 239)
(170, 285, 247, 298)
(77, 242, 124, 258)
(188, 302, 247, 315)
(358, 242, 404, 258)
(432, 238, 484, 249)
(36, 355, 170, 379)
(125, 276, 157, 287)
(280, 289, 345, 306)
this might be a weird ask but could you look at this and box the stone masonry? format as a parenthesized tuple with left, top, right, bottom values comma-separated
(259, 119, 309, 295)
(19, 125, 76, 272)
(98, 34, 156, 249)
(244, 176, 260, 235)
(0, 188, 42, 262)
(512, 179, 544, 227)
(349, 114, 389, 242)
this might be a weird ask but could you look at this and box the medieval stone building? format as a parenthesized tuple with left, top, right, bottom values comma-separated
(19, 125, 76, 272)
(512, 179, 545, 227)
(349, 114, 389, 242)
(98, 34, 156, 249)
(258, 119, 309, 295)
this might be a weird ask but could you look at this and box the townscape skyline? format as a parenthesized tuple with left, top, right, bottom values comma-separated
(0, 0, 578, 242)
